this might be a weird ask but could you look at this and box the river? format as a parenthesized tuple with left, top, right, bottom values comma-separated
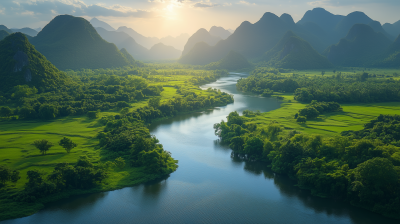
(2, 73, 397, 224)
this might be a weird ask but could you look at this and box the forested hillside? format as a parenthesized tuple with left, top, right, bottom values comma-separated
(0, 33, 66, 92)
(30, 15, 132, 70)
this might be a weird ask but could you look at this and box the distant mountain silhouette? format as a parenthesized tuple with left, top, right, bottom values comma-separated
(324, 24, 392, 67)
(179, 8, 396, 66)
(181, 28, 221, 57)
(206, 50, 251, 70)
(178, 42, 214, 65)
(31, 15, 131, 70)
(0, 30, 9, 41)
(94, 27, 148, 60)
(0, 33, 66, 91)
(117, 26, 159, 49)
(297, 8, 344, 32)
(209, 26, 231, 39)
(148, 43, 181, 60)
(263, 31, 332, 69)
(159, 33, 189, 51)
(11, 28, 38, 37)
(383, 20, 400, 38)
(335, 11, 373, 37)
(90, 18, 115, 31)
(0, 25, 12, 33)
(95, 27, 181, 61)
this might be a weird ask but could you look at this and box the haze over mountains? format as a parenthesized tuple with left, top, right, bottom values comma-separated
(90, 18, 190, 51)
(179, 7, 400, 67)
(1, 7, 399, 71)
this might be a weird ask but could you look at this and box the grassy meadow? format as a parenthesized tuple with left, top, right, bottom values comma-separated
(240, 68, 400, 137)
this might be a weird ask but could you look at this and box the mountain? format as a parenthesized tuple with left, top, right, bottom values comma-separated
(263, 31, 332, 69)
(159, 33, 189, 51)
(0, 25, 12, 34)
(206, 50, 251, 70)
(11, 28, 38, 37)
(383, 20, 400, 38)
(209, 26, 231, 39)
(0, 30, 9, 41)
(90, 18, 115, 31)
(179, 12, 292, 65)
(335, 11, 373, 37)
(374, 34, 400, 68)
(120, 48, 135, 64)
(0, 33, 66, 91)
(178, 42, 214, 65)
(148, 43, 181, 60)
(297, 8, 344, 32)
(117, 26, 159, 49)
(324, 24, 392, 67)
(31, 15, 131, 70)
(181, 28, 221, 57)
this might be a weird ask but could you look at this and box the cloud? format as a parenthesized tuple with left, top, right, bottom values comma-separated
(0, 0, 154, 18)
(238, 1, 256, 5)
(193, 2, 220, 8)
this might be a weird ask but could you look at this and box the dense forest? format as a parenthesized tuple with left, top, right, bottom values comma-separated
(214, 111, 400, 219)
(237, 67, 400, 103)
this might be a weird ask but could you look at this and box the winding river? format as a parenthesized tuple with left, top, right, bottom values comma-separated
(2, 73, 397, 224)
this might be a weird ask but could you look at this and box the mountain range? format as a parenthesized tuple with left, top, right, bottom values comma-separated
(179, 8, 400, 67)
(263, 31, 332, 69)
(90, 18, 190, 51)
(95, 27, 181, 61)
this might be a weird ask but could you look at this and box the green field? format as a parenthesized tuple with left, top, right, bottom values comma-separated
(246, 93, 400, 136)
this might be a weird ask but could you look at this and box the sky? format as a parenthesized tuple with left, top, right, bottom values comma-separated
(1, 0, 400, 38)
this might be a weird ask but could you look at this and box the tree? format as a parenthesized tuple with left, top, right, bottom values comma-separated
(59, 137, 77, 153)
(296, 116, 307, 123)
(87, 111, 98, 119)
(114, 157, 126, 169)
(148, 97, 161, 108)
(321, 71, 325, 76)
(0, 166, 20, 187)
(33, 139, 54, 155)
(0, 106, 12, 118)
(243, 136, 264, 158)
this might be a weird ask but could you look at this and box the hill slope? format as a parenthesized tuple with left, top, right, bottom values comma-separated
(383, 20, 400, 38)
(10, 28, 38, 37)
(209, 26, 231, 39)
(90, 18, 115, 31)
(206, 51, 251, 70)
(0, 30, 9, 41)
(0, 33, 66, 91)
(324, 24, 392, 67)
(264, 31, 332, 69)
(148, 43, 181, 60)
(31, 15, 131, 70)
(374, 34, 400, 68)
(181, 28, 221, 57)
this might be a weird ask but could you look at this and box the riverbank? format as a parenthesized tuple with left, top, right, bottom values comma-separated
(0, 70, 235, 221)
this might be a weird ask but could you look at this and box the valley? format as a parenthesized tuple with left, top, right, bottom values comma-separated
(1, 3, 400, 223)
